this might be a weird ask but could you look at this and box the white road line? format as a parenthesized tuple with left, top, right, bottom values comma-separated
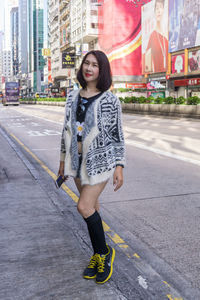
(126, 139, 200, 167)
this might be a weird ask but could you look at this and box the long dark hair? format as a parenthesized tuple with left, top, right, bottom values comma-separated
(77, 50, 112, 92)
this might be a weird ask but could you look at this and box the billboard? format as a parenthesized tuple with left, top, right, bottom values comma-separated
(169, 0, 200, 52)
(171, 53, 185, 74)
(142, 0, 168, 74)
(98, 0, 151, 77)
(188, 49, 200, 73)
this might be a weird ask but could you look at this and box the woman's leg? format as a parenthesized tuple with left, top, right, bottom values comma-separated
(74, 177, 100, 211)
(77, 181, 107, 218)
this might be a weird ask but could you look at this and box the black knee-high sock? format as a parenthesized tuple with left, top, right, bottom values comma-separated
(84, 211, 108, 255)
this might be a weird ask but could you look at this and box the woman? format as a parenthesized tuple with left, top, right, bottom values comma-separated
(58, 50, 125, 284)
(145, 0, 168, 73)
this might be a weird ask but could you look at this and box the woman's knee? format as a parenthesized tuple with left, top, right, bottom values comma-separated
(77, 199, 95, 218)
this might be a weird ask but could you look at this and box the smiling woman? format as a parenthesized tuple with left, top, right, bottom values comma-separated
(58, 50, 125, 285)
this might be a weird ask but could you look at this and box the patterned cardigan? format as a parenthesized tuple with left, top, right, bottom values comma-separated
(60, 89, 125, 185)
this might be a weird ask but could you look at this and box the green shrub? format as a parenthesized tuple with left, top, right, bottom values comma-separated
(164, 96, 175, 104)
(153, 97, 164, 104)
(187, 96, 200, 105)
(138, 96, 147, 103)
(146, 96, 154, 103)
(117, 88, 132, 93)
(123, 97, 133, 103)
(131, 96, 139, 103)
(175, 96, 186, 105)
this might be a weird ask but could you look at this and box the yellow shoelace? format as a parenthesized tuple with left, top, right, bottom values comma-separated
(97, 255, 106, 273)
(88, 254, 98, 269)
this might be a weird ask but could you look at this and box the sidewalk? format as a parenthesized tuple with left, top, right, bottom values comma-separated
(0, 129, 124, 300)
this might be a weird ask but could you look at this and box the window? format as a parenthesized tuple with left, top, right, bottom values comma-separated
(91, 10, 97, 16)
(91, 23, 98, 29)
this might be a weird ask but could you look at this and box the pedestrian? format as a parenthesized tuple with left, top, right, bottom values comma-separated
(58, 50, 125, 284)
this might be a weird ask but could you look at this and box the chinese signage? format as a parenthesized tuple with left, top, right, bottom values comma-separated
(169, 0, 200, 52)
(62, 53, 75, 69)
(42, 48, 51, 57)
(98, 0, 151, 77)
(126, 83, 146, 89)
(188, 50, 200, 73)
(174, 78, 200, 86)
(142, 0, 168, 74)
(171, 53, 185, 74)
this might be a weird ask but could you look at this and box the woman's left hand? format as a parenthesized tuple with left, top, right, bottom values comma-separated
(113, 166, 124, 192)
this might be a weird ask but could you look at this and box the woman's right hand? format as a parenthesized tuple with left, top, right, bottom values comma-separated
(58, 161, 68, 180)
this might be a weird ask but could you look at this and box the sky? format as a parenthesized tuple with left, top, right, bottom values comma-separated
(0, 0, 5, 31)
(0, 0, 18, 49)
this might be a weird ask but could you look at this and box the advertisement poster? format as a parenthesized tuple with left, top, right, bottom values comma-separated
(142, 0, 168, 74)
(98, 0, 151, 77)
(171, 53, 185, 73)
(169, 0, 200, 52)
(188, 50, 200, 72)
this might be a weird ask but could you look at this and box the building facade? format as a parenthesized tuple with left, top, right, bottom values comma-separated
(0, 31, 5, 91)
(2, 50, 12, 80)
(10, 7, 19, 77)
(28, 0, 45, 92)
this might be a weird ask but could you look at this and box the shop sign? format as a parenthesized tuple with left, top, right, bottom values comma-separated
(51, 87, 59, 93)
(174, 78, 200, 87)
(126, 83, 146, 89)
(114, 83, 126, 89)
(147, 81, 165, 89)
(62, 53, 75, 68)
(42, 48, 51, 57)
(147, 75, 166, 82)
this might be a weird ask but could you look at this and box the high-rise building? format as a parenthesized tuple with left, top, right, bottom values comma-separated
(19, 0, 28, 75)
(2, 50, 12, 80)
(10, 7, 19, 76)
(0, 31, 5, 90)
(28, 0, 45, 92)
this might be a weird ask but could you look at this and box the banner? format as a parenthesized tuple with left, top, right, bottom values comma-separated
(169, 0, 200, 52)
(142, 0, 168, 74)
(62, 53, 75, 69)
(171, 53, 185, 74)
(188, 49, 200, 73)
(98, 0, 151, 77)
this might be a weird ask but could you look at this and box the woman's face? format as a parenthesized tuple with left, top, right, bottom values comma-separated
(82, 54, 99, 85)
(155, 2, 164, 22)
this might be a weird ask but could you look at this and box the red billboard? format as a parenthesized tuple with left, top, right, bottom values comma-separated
(98, 0, 151, 77)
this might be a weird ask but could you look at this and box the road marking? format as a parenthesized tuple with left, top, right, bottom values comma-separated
(167, 295, 183, 300)
(137, 275, 148, 289)
(10, 110, 200, 167)
(126, 139, 200, 167)
(4, 129, 184, 300)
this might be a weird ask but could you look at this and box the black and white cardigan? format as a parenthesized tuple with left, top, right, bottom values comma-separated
(60, 89, 125, 185)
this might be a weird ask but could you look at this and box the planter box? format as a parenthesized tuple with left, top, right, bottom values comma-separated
(121, 103, 200, 118)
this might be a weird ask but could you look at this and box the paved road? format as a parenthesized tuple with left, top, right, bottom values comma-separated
(1, 104, 200, 299)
